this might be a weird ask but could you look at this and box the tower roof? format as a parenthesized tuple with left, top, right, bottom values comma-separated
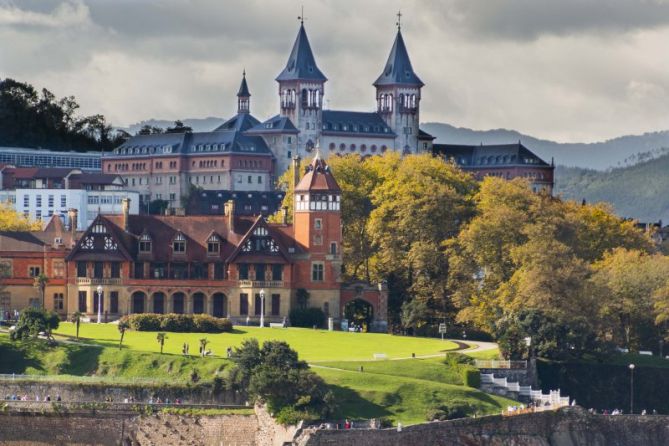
(374, 29, 424, 87)
(295, 155, 340, 192)
(276, 24, 327, 82)
(237, 71, 250, 97)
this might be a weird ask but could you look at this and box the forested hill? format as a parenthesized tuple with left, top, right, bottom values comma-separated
(555, 153, 669, 222)
(422, 122, 669, 170)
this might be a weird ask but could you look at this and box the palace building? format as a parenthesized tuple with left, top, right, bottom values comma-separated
(102, 19, 435, 212)
(0, 154, 388, 331)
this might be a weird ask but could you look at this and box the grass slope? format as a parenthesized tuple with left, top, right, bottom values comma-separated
(317, 357, 462, 385)
(53, 323, 458, 362)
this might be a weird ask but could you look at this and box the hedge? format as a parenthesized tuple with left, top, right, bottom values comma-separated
(460, 367, 481, 388)
(121, 313, 232, 333)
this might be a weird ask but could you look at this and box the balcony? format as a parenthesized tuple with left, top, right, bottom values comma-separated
(238, 280, 285, 288)
(76, 278, 123, 286)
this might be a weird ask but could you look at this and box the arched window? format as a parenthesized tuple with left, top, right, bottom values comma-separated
(350, 144, 356, 152)
(371, 145, 377, 153)
(329, 142, 336, 151)
(360, 144, 367, 152)
(301, 89, 308, 107)
(339, 143, 346, 151)
(381, 145, 388, 152)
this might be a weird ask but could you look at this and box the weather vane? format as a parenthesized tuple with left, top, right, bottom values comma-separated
(396, 10, 402, 30)
(298, 6, 305, 24)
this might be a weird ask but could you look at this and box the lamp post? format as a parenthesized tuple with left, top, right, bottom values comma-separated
(629, 363, 635, 414)
(524, 336, 532, 359)
(259, 289, 265, 328)
(96, 285, 103, 324)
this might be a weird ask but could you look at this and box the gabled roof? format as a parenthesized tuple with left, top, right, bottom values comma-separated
(321, 110, 395, 137)
(246, 115, 299, 135)
(418, 129, 435, 141)
(295, 153, 341, 192)
(0, 231, 46, 251)
(276, 24, 327, 82)
(214, 113, 260, 133)
(226, 216, 290, 264)
(374, 30, 424, 87)
(237, 71, 251, 97)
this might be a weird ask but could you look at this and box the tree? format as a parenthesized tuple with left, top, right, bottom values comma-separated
(165, 120, 193, 134)
(118, 320, 129, 349)
(156, 332, 167, 354)
(296, 288, 310, 309)
(268, 168, 294, 224)
(0, 203, 41, 231)
(10, 308, 59, 341)
(137, 125, 164, 135)
(71, 311, 83, 339)
(199, 337, 209, 357)
(33, 273, 48, 309)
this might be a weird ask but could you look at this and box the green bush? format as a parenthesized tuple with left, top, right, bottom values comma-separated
(460, 366, 481, 388)
(289, 307, 326, 328)
(121, 314, 232, 333)
(444, 352, 474, 367)
(425, 402, 472, 421)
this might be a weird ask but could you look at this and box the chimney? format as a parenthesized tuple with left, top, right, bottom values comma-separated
(67, 208, 78, 236)
(121, 198, 130, 231)
(281, 206, 288, 225)
(292, 156, 302, 188)
(227, 199, 235, 233)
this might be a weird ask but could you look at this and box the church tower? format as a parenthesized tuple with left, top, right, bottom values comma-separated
(237, 70, 251, 114)
(374, 16, 424, 154)
(276, 21, 327, 155)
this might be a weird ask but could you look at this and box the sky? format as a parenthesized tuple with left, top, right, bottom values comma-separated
(1, 0, 669, 143)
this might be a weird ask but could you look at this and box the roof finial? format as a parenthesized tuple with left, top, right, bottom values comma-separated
(243, 68, 246, 77)
(314, 139, 322, 160)
(396, 10, 402, 30)
(298, 5, 305, 25)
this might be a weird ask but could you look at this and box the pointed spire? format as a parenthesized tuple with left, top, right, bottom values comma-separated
(237, 70, 250, 97)
(276, 23, 327, 82)
(374, 25, 424, 87)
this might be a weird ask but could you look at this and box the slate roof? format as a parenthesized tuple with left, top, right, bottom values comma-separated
(0, 231, 45, 251)
(374, 30, 424, 87)
(246, 115, 299, 135)
(321, 110, 395, 137)
(112, 113, 272, 157)
(186, 190, 285, 217)
(237, 72, 250, 97)
(276, 24, 327, 82)
(295, 154, 341, 192)
(433, 142, 552, 168)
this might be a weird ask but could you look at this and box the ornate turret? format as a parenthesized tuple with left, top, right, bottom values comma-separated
(237, 70, 251, 114)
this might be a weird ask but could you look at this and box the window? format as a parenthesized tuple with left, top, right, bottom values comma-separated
(139, 234, 152, 253)
(207, 235, 220, 255)
(48, 195, 54, 207)
(258, 176, 262, 184)
(28, 266, 41, 277)
(271, 294, 280, 316)
(81, 236, 94, 249)
(78, 291, 87, 312)
(272, 264, 283, 281)
(104, 236, 117, 251)
(151, 263, 166, 279)
(248, 175, 252, 183)
(110, 292, 119, 314)
(53, 293, 64, 311)
(134, 262, 144, 279)
(214, 263, 225, 280)
(254, 293, 264, 316)
(173, 233, 186, 253)
(240, 293, 249, 315)
(255, 264, 266, 281)
(110, 262, 120, 278)
(77, 262, 87, 278)
(312, 262, 324, 282)
(36, 195, 42, 207)
(314, 218, 322, 230)
(238, 264, 249, 280)
(191, 263, 206, 279)
(23, 195, 29, 207)
(330, 242, 337, 255)
(48, 260, 63, 278)
(93, 262, 104, 279)
(313, 235, 323, 245)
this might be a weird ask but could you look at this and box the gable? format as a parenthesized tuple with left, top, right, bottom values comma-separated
(227, 217, 289, 264)
(66, 216, 131, 261)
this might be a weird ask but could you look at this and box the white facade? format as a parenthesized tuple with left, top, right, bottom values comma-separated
(0, 189, 140, 230)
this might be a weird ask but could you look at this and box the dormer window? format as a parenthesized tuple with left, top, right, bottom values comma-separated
(207, 235, 220, 255)
(139, 234, 152, 253)
(173, 233, 186, 253)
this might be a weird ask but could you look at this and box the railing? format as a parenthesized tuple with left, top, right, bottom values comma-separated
(76, 278, 123, 286)
(475, 359, 528, 369)
(237, 280, 284, 288)
(481, 372, 570, 408)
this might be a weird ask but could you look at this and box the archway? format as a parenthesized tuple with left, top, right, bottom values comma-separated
(131, 292, 146, 314)
(212, 293, 227, 318)
(192, 292, 206, 314)
(344, 299, 374, 327)
(152, 292, 165, 314)
(172, 292, 185, 314)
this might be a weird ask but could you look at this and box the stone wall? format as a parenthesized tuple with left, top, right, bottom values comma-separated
(295, 408, 669, 446)
(0, 380, 242, 405)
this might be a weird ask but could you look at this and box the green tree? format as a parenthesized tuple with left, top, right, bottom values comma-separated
(199, 337, 210, 357)
(71, 311, 83, 339)
(33, 273, 48, 309)
(118, 320, 129, 349)
(156, 332, 167, 354)
(0, 203, 41, 231)
(10, 308, 59, 341)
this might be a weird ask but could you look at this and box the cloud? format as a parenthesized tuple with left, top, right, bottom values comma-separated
(0, 0, 90, 28)
(431, 0, 669, 41)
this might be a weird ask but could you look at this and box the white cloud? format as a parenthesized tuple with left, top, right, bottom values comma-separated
(0, 0, 90, 28)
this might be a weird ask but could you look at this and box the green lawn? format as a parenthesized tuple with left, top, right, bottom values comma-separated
(53, 323, 458, 362)
(465, 348, 501, 360)
(317, 357, 462, 385)
(313, 365, 515, 425)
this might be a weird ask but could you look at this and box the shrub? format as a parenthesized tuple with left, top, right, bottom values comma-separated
(122, 314, 232, 333)
(444, 352, 474, 367)
(460, 367, 481, 388)
(10, 308, 60, 341)
(425, 402, 472, 421)
(289, 307, 326, 328)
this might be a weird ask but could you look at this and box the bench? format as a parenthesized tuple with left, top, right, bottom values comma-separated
(269, 323, 285, 328)
(639, 350, 653, 356)
(373, 353, 388, 360)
